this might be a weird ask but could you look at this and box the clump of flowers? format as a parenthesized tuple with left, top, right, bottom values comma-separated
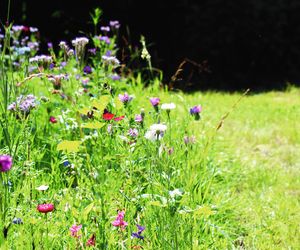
(70, 224, 82, 238)
(131, 225, 145, 240)
(112, 211, 128, 230)
(8, 94, 37, 116)
(29, 55, 52, 67)
(37, 204, 54, 213)
(0, 155, 12, 172)
(189, 105, 202, 120)
(102, 55, 120, 66)
(145, 124, 167, 141)
(72, 37, 89, 63)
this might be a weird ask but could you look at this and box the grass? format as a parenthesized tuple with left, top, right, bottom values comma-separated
(0, 21, 299, 249)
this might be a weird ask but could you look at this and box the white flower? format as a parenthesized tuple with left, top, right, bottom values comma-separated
(161, 103, 176, 110)
(150, 124, 167, 132)
(36, 185, 49, 191)
(144, 124, 167, 141)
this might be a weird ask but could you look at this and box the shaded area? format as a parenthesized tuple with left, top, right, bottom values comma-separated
(1, 0, 300, 90)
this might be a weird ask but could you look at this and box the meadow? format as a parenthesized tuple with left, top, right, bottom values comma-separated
(0, 12, 299, 249)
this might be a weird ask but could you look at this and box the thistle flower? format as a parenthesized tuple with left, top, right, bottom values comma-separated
(150, 97, 160, 107)
(86, 234, 96, 247)
(0, 155, 12, 172)
(118, 92, 133, 104)
(70, 224, 82, 238)
(128, 128, 139, 138)
(131, 225, 145, 240)
(37, 204, 54, 213)
(112, 211, 128, 229)
(189, 105, 202, 120)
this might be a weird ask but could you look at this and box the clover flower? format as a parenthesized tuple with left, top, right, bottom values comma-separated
(131, 225, 145, 240)
(70, 224, 82, 238)
(118, 92, 133, 104)
(37, 204, 54, 213)
(0, 155, 12, 172)
(112, 211, 128, 229)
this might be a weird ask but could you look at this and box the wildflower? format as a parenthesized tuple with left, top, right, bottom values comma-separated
(114, 116, 125, 121)
(161, 103, 176, 111)
(36, 185, 49, 191)
(135, 114, 143, 123)
(128, 128, 139, 138)
(112, 211, 128, 229)
(102, 55, 119, 66)
(70, 224, 82, 238)
(118, 92, 133, 104)
(109, 20, 120, 29)
(12, 218, 23, 225)
(72, 37, 89, 62)
(111, 74, 121, 81)
(103, 113, 115, 121)
(48, 74, 65, 89)
(145, 124, 167, 141)
(29, 55, 52, 64)
(184, 135, 196, 145)
(0, 155, 12, 172)
(83, 65, 92, 74)
(107, 124, 113, 134)
(37, 204, 54, 213)
(190, 105, 202, 120)
(99, 36, 110, 44)
(88, 48, 97, 55)
(100, 26, 110, 32)
(29, 27, 38, 33)
(150, 97, 160, 107)
(47, 42, 53, 49)
(86, 234, 96, 247)
(131, 225, 145, 240)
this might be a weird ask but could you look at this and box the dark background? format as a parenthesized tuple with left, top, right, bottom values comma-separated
(1, 0, 300, 91)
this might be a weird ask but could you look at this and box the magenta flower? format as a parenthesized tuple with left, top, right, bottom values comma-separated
(112, 211, 128, 229)
(135, 114, 143, 123)
(150, 97, 160, 107)
(49, 116, 57, 124)
(70, 224, 82, 238)
(37, 204, 54, 213)
(86, 234, 96, 247)
(0, 155, 12, 172)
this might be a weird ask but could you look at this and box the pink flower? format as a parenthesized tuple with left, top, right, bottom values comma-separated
(70, 224, 82, 238)
(114, 115, 125, 121)
(37, 204, 54, 213)
(0, 155, 12, 172)
(112, 211, 128, 229)
(49, 116, 57, 123)
(86, 234, 96, 247)
(103, 113, 115, 121)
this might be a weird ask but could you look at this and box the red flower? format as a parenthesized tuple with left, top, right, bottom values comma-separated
(103, 113, 115, 120)
(114, 115, 125, 121)
(86, 234, 96, 247)
(37, 204, 54, 213)
(49, 116, 57, 123)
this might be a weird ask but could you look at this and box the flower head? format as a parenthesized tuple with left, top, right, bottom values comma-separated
(131, 224, 145, 240)
(161, 103, 176, 111)
(189, 105, 202, 120)
(145, 124, 167, 141)
(37, 204, 54, 213)
(83, 65, 92, 74)
(70, 224, 82, 238)
(112, 211, 128, 229)
(109, 20, 120, 29)
(118, 92, 133, 104)
(135, 114, 143, 123)
(103, 113, 115, 121)
(0, 155, 12, 172)
(86, 234, 96, 247)
(101, 26, 110, 32)
(150, 97, 160, 107)
(49, 116, 57, 123)
(128, 128, 139, 138)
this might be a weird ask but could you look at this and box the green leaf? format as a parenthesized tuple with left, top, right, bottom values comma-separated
(83, 202, 94, 221)
(81, 121, 105, 129)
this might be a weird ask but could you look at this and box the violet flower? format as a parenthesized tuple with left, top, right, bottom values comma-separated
(131, 225, 145, 240)
(0, 155, 12, 172)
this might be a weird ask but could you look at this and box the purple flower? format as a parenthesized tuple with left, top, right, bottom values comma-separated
(0, 155, 12, 172)
(131, 224, 145, 240)
(88, 48, 97, 55)
(135, 114, 143, 123)
(8, 94, 37, 114)
(111, 74, 121, 81)
(128, 128, 139, 137)
(47, 42, 53, 49)
(102, 55, 119, 66)
(99, 36, 110, 45)
(150, 97, 160, 107)
(105, 50, 112, 56)
(49, 63, 55, 70)
(118, 92, 133, 104)
(109, 20, 120, 29)
(190, 105, 202, 114)
(83, 65, 92, 74)
(60, 61, 67, 68)
(101, 26, 110, 32)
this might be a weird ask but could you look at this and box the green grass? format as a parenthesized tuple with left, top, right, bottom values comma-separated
(0, 23, 299, 249)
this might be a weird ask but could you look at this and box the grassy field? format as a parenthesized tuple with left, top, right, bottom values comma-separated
(0, 22, 299, 249)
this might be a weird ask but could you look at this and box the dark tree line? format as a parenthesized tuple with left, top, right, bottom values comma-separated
(1, 0, 300, 90)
